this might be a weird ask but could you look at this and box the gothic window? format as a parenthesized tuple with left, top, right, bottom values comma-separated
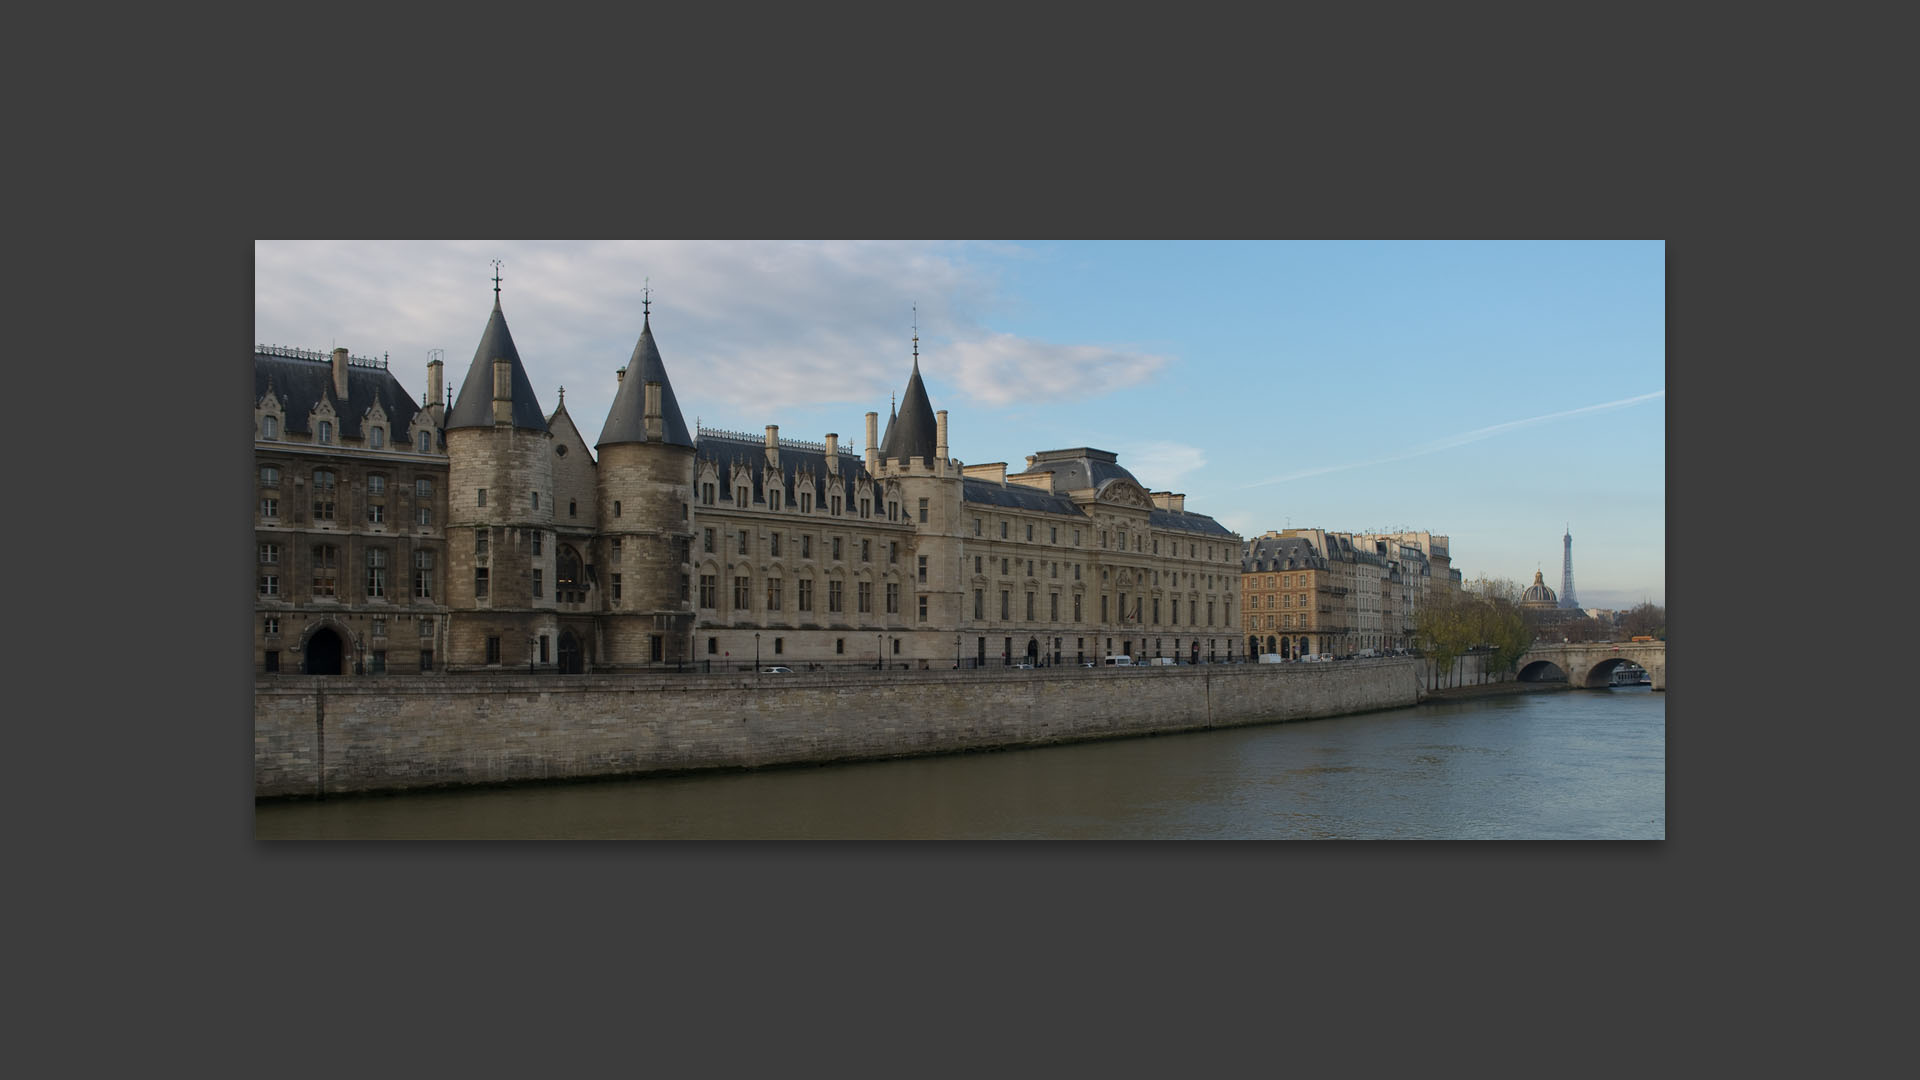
(262, 415, 279, 440)
(413, 551, 434, 598)
(557, 545, 583, 594)
(369, 426, 385, 449)
(317, 421, 333, 444)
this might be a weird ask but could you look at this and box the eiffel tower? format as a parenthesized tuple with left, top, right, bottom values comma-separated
(1560, 525, 1580, 610)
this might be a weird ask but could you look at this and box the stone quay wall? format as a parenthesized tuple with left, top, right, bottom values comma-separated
(255, 658, 1422, 799)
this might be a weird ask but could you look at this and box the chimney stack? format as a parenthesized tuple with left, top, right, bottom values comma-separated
(765, 424, 780, 467)
(864, 411, 879, 472)
(643, 381, 663, 440)
(936, 410, 948, 464)
(331, 347, 349, 400)
(426, 356, 443, 413)
(824, 433, 839, 474)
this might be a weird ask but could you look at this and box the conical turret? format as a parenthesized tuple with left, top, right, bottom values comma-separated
(445, 296, 548, 432)
(597, 312, 693, 449)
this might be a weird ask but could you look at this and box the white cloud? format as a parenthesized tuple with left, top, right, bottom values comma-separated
(1112, 440, 1208, 492)
(253, 241, 1174, 441)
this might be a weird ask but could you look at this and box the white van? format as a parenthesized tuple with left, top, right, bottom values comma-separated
(1103, 655, 1134, 667)
(1258, 653, 1286, 664)
(1146, 656, 1177, 666)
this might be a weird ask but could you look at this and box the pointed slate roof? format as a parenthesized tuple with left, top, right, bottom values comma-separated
(877, 359, 937, 465)
(445, 299, 548, 432)
(597, 314, 693, 449)
(253, 349, 428, 444)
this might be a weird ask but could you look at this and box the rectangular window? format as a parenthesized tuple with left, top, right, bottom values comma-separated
(975, 556, 983, 574)
(366, 548, 387, 598)
(417, 506, 432, 526)
(614, 500, 621, 517)
(1000, 521, 1008, 539)
(531, 491, 539, 510)
(1074, 595, 1082, 621)
(311, 544, 337, 598)
(861, 539, 871, 563)
(1051, 527, 1057, 543)
(802, 534, 814, 559)
(477, 488, 486, 507)
(738, 530, 749, 555)
(259, 543, 278, 564)
(1153, 598, 1160, 624)
(974, 518, 982, 536)
(682, 574, 690, 602)
(260, 466, 280, 487)
(735, 577, 751, 609)
(886, 582, 899, 614)
(767, 579, 782, 611)
(832, 537, 843, 561)
(918, 555, 927, 584)
(801, 492, 812, 513)
(798, 578, 814, 611)
(1101, 595, 1109, 621)
(832, 495, 841, 516)
(475, 529, 488, 556)
(371, 616, 387, 640)
(263, 615, 280, 636)
(918, 595, 928, 622)
(368, 503, 384, 524)
(413, 551, 434, 598)
(771, 533, 782, 557)
(830, 579, 844, 613)
(1051, 593, 1059, 621)
(1001, 590, 1010, 620)
(974, 589, 984, 618)
(700, 574, 717, 608)
(416, 478, 432, 498)
(486, 637, 500, 665)
(263, 650, 279, 673)
(774, 637, 784, 655)
(367, 475, 385, 495)
(1026, 592, 1035, 620)
(858, 581, 872, 613)
(419, 617, 433, 638)
(258, 574, 278, 597)
(889, 542, 898, 564)
(918, 498, 929, 523)
(708, 637, 718, 655)
(475, 567, 489, 599)
(260, 497, 278, 518)
(533, 569, 543, 598)
(703, 528, 715, 554)
(533, 532, 542, 556)
(418, 649, 433, 672)
(1026, 523, 1033, 541)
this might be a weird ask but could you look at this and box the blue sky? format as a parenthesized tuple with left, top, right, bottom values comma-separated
(254, 240, 1664, 608)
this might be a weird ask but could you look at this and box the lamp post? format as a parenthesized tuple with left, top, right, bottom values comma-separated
(755, 632, 760, 674)
(528, 637, 535, 673)
(955, 634, 961, 671)
(877, 634, 882, 671)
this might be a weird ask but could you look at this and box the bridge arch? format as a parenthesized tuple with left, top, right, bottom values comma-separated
(1517, 660, 1567, 683)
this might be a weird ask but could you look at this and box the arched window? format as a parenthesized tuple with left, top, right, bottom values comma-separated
(261, 415, 279, 440)
(557, 545, 583, 596)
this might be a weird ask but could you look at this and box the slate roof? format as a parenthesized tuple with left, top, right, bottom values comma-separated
(597, 315, 694, 450)
(1147, 507, 1237, 538)
(445, 300, 548, 432)
(1015, 448, 1138, 492)
(697, 433, 872, 510)
(962, 478, 1086, 517)
(877, 359, 938, 466)
(1242, 534, 1329, 573)
(254, 350, 428, 444)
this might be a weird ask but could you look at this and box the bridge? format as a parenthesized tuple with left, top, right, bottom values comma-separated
(1516, 641, 1665, 691)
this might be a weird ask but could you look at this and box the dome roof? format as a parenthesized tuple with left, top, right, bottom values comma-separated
(1520, 570, 1558, 607)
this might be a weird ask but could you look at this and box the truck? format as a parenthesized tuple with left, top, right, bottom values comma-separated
(1257, 654, 1287, 664)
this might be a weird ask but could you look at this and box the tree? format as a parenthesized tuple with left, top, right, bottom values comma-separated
(1416, 589, 1470, 689)
(1618, 602, 1666, 639)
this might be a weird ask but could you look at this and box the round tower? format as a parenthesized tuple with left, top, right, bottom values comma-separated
(594, 303, 697, 666)
(443, 279, 557, 670)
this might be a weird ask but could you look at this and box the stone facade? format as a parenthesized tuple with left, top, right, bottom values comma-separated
(253, 346, 448, 676)
(256, 288, 1243, 676)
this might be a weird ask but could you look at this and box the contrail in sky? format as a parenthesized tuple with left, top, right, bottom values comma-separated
(1244, 389, 1665, 488)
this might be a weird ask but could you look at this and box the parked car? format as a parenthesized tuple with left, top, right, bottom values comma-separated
(761, 666, 793, 674)
(1013, 662, 1035, 670)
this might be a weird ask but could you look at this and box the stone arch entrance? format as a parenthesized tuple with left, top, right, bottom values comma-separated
(1026, 637, 1039, 663)
(558, 630, 584, 674)
(303, 626, 345, 675)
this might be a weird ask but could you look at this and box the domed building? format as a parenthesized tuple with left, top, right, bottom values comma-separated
(1520, 570, 1558, 610)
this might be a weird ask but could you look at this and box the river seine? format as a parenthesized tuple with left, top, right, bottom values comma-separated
(254, 684, 1664, 839)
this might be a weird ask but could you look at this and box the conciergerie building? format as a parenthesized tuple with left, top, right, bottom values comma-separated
(253, 281, 1242, 675)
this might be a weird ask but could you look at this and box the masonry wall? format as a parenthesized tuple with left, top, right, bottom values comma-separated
(255, 659, 1422, 798)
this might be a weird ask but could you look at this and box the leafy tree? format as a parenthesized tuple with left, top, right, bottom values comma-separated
(1416, 590, 1469, 689)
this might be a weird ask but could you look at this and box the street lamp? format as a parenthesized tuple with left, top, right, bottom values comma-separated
(527, 637, 535, 673)
(955, 634, 961, 670)
(755, 632, 761, 673)
(877, 634, 883, 671)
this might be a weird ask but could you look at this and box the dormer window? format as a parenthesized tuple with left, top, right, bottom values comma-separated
(317, 420, 333, 444)
(261, 415, 279, 440)
(418, 431, 431, 453)
(369, 426, 385, 449)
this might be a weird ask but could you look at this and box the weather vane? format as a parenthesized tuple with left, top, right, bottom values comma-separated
(643, 277, 651, 317)
(490, 259, 503, 301)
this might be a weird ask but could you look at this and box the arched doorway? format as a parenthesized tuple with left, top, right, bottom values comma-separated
(1026, 637, 1039, 664)
(304, 627, 344, 675)
(1248, 636, 1259, 657)
(1266, 635, 1277, 655)
(558, 630, 583, 674)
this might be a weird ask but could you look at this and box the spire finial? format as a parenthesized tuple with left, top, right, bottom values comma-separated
(912, 302, 918, 361)
(558, 386, 565, 405)
(642, 278, 651, 319)
(490, 260, 503, 306)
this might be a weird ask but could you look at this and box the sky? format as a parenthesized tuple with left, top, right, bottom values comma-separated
(254, 240, 1665, 608)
